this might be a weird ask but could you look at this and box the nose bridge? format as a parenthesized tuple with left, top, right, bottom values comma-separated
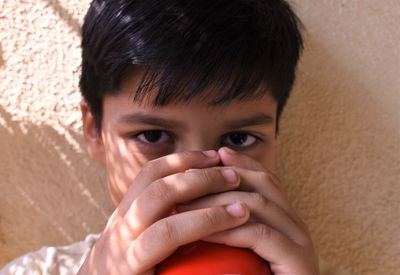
(176, 142, 218, 153)
(175, 130, 219, 152)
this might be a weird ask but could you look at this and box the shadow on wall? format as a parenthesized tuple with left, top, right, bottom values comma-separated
(277, 34, 399, 275)
(44, 0, 82, 35)
(0, 107, 113, 266)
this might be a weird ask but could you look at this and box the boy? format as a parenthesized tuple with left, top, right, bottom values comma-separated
(1, 0, 349, 274)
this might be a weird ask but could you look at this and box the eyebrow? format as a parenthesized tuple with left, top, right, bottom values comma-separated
(224, 114, 274, 129)
(118, 112, 274, 130)
(118, 113, 186, 130)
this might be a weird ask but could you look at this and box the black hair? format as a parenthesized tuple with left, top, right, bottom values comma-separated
(80, 0, 303, 133)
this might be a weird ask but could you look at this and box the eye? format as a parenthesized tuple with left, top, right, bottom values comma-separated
(222, 133, 258, 148)
(136, 130, 173, 144)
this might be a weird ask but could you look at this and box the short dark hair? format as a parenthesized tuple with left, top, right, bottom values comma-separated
(80, 0, 303, 133)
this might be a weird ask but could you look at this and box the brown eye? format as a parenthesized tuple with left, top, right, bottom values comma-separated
(222, 133, 257, 148)
(136, 130, 172, 144)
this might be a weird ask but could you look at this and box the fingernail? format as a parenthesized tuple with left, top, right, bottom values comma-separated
(226, 202, 246, 218)
(222, 169, 237, 184)
(203, 150, 217, 157)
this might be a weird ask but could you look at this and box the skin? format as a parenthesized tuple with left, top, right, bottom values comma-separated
(78, 73, 320, 275)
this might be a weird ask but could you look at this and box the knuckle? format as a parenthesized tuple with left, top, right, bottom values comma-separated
(127, 219, 179, 274)
(202, 207, 222, 227)
(147, 179, 171, 201)
(254, 223, 273, 242)
(130, 235, 163, 274)
(250, 192, 268, 206)
(197, 169, 214, 186)
(156, 219, 180, 245)
(131, 239, 145, 270)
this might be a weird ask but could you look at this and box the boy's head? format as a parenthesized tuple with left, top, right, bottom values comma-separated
(80, 0, 303, 132)
(79, 0, 303, 206)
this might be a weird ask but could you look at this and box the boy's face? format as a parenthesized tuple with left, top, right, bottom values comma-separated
(82, 74, 278, 207)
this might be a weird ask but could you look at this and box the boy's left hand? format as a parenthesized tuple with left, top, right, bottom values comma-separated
(176, 147, 320, 275)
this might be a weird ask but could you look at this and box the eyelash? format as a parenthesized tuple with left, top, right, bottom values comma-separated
(131, 130, 262, 149)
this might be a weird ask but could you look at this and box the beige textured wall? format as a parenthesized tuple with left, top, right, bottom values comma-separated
(0, 1, 399, 274)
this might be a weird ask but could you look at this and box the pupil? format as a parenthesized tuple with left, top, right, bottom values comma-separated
(144, 131, 162, 142)
(230, 133, 247, 144)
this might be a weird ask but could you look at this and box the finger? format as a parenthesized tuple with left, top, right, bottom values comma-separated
(234, 167, 303, 225)
(215, 150, 302, 224)
(218, 147, 266, 171)
(217, 147, 285, 204)
(202, 223, 318, 274)
(119, 167, 240, 240)
(191, 165, 302, 226)
(126, 203, 250, 273)
(176, 190, 307, 245)
(118, 150, 220, 214)
(218, 147, 284, 194)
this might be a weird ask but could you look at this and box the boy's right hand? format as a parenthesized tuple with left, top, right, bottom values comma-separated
(77, 150, 249, 275)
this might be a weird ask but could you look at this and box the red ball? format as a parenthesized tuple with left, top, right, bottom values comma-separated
(157, 241, 272, 275)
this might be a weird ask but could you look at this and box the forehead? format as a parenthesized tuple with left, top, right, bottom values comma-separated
(103, 81, 277, 130)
